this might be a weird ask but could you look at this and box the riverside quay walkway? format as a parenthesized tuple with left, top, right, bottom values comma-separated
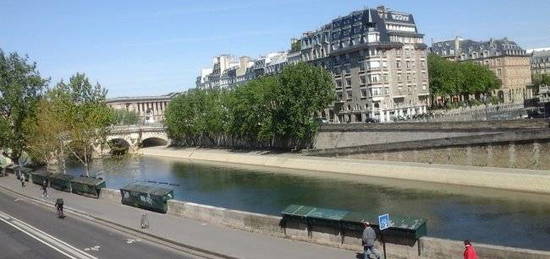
(0, 176, 354, 259)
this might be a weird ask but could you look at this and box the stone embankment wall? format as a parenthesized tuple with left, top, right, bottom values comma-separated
(311, 119, 550, 170)
(98, 188, 550, 259)
(314, 119, 549, 149)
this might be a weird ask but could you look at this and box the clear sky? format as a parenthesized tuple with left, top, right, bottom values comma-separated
(1, 0, 549, 98)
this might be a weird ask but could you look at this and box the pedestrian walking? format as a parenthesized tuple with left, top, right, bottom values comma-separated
(42, 180, 48, 198)
(20, 173, 25, 187)
(362, 221, 381, 259)
(463, 240, 478, 259)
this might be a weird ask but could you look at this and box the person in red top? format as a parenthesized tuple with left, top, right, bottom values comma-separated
(464, 240, 478, 259)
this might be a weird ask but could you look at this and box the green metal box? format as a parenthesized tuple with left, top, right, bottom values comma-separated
(31, 171, 51, 185)
(71, 177, 106, 198)
(49, 174, 74, 192)
(120, 183, 174, 213)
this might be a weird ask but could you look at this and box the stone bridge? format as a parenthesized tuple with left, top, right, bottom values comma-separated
(106, 125, 169, 153)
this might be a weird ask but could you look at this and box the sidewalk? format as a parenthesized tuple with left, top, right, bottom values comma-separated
(0, 176, 356, 259)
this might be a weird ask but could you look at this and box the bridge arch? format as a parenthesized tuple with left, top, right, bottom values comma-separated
(108, 138, 131, 155)
(140, 137, 169, 148)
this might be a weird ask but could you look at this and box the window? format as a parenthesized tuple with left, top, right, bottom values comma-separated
(360, 76, 366, 85)
(346, 78, 352, 87)
(361, 88, 367, 98)
(337, 92, 343, 100)
(347, 90, 352, 99)
(336, 80, 342, 88)
(369, 75, 379, 83)
(396, 61, 401, 68)
(385, 87, 390, 95)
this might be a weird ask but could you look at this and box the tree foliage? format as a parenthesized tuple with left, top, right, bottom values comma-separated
(112, 109, 140, 125)
(165, 63, 334, 149)
(0, 49, 49, 165)
(428, 54, 501, 97)
(532, 73, 550, 94)
(43, 73, 114, 176)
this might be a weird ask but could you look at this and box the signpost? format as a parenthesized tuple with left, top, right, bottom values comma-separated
(378, 214, 391, 259)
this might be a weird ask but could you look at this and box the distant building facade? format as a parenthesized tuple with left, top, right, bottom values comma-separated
(196, 6, 430, 123)
(530, 48, 550, 75)
(107, 93, 179, 124)
(431, 37, 533, 103)
(196, 52, 287, 90)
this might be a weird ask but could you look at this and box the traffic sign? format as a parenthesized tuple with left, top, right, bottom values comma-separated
(378, 213, 391, 230)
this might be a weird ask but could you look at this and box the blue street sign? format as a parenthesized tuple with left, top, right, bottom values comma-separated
(378, 213, 391, 230)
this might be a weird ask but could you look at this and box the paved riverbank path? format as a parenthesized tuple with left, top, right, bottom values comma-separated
(0, 176, 356, 259)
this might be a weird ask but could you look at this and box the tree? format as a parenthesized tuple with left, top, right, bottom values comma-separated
(227, 76, 276, 143)
(50, 73, 114, 176)
(164, 63, 334, 150)
(112, 109, 140, 125)
(533, 73, 550, 94)
(165, 89, 230, 146)
(0, 49, 48, 166)
(24, 98, 67, 173)
(271, 62, 334, 149)
(428, 54, 501, 105)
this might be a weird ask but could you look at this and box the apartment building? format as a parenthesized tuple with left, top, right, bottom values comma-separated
(299, 6, 430, 123)
(431, 37, 533, 103)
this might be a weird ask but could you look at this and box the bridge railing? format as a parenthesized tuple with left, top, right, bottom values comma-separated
(110, 124, 166, 134)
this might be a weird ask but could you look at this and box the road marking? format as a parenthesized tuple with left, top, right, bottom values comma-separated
(0, 210, 97, 259)
(84, 245, 100, 251)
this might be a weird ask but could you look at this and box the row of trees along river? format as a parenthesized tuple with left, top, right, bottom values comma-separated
(164, 62, 334, 150)
(2, 48, 532, 174)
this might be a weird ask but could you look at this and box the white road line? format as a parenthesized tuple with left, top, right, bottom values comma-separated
(0, 210, 97, 259)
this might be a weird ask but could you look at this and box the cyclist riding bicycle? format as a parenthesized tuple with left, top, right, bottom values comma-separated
(55, 198, 64, 218)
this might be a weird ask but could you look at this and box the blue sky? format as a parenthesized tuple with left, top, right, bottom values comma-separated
(1, 0, 549, 98)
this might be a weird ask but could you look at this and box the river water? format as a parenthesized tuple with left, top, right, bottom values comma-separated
(67, 155, 550, 251)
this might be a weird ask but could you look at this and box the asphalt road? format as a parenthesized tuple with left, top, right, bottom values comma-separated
(0, 191, 194, 259)
(0, 219, 66, 259)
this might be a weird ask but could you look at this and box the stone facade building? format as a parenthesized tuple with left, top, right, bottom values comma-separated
(106, 93, 179, 124)
(196, 6, 430, 123)
(298, 6, 430, 123)
(431, 37, 533, 103)
(530, 49, 550, 75)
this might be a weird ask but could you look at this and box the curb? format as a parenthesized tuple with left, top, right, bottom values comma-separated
(0, 183, 237, 259)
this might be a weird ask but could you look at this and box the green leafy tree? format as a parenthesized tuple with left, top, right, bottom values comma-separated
(533, 73, 550, 94)
(50, 73, 114, 176)
(24, 98, 67, 172)
(0, 50, 48, 166)
(227, 76, 277, 143)
(165, 63, 334, 150)
(428, 54, 501, 106)
(271, 63, 334, 149)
